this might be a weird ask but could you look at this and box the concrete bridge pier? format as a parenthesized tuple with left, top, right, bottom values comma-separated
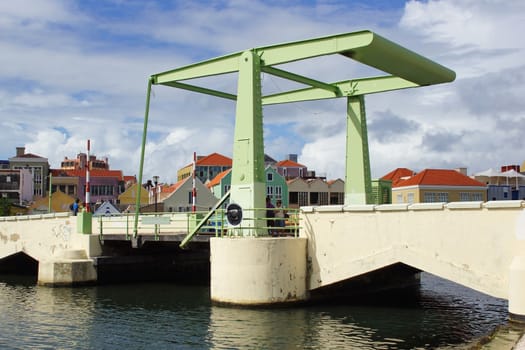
(210, 237, 308, 306)
(509, 255, 525, 323)
(36, 213, 100, 287)
(38, 249, 97, 287)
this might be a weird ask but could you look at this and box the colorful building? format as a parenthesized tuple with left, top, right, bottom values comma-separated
(275, 159, 308, 179)
(162, 176, 218, 212)
(287, 177, 344, 208)
(51, 169, 124, 206)
(391, 169, 487, 204)
(118, 183, 149, 208)
(8, 147, 50, 198)
(177, 153, 232, 183)
(0, 168, 33, 206)
(207, 166, 289, 207)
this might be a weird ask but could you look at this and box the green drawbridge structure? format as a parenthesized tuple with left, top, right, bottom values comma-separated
(135, 30, 455, 237)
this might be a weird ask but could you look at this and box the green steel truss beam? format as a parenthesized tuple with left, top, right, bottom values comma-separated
(152, 30, 455, 91)
(262, 76, 418, 105)
(260, 66, 341, 96)
(163, 81, 237, 101)
(160, 75, 419, 105)
(138, 30, 455, 237)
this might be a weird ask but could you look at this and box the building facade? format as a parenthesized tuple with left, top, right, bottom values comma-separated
(162, 176, 218, 212)
(392, 169, 487, 204)
(8, 147, 50, 198)
(177, 153, 232, 183)
(60, 153, 110, 171)
(287, 177, 344, 208)
(51, 169, 124, 206)
(275, 159, 308, 179)
(207, 166, 289, 207)
(0, 168, 33, 205)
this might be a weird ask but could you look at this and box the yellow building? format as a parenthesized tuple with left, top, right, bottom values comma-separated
(177, 153, 232, 183)
(117, 183, 149, 206)
(391, 169, 487, 204)
(29, 190, 75, 214)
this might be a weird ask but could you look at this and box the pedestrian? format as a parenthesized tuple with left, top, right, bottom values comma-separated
(266, 196, 276, 236)
(72, 198, 80, 216)
(274, 200, 286, 236)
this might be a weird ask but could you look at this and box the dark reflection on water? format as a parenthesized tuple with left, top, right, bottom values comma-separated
(0, 273, 507, 349)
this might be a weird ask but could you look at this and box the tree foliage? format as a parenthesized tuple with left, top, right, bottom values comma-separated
(0, 197, 11, 216)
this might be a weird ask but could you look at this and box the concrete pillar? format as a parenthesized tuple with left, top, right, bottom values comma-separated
(38, 250, 97, 287)
(210, 237, 308, 305)
(509, 255, 525, 323)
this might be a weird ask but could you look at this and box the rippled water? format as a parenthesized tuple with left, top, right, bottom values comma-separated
(0, 273, 507, 349)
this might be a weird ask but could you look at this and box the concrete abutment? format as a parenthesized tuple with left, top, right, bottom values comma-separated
(37, 248, 97, 287)
(210, 237, 308, 306)
(509, 255, 525, 323)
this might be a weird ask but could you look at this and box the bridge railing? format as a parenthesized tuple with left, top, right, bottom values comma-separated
(96, 207, 301, 241)
(211, 207, 302, 238)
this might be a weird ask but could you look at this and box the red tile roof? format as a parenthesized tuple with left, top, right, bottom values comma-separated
(63, 169, 124, 180)
(394, 169, 486, 188)
(124, 175, 136, 183)
(276, 159, 306, 168)
(197, 153, 232, 166)
(163, 178, 186, 193)
(327, 178, 343, 185)
(207, 169, 231, 189)
(286, 177, 308, 185)
(381, 168, 415, 185)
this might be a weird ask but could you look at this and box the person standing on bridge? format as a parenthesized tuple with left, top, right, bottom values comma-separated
(266, 196, 276, 236)
(71, 198, 80, 216)
(274, 200, 286, 236)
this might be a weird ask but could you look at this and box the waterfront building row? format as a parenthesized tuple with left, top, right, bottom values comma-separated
(2, 146, 524, 215)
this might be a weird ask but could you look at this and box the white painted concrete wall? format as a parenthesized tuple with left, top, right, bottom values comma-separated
(300, 200, 525, 316)
(0, 213, 101, 261)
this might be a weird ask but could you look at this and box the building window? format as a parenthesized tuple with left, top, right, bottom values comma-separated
(223, 185, 231, 194)
(459, 192, 470, 201)
(329, 192, 344, 205)
(319, 192, 328, 205)
(266, 186, 274, 197)
(310, 192, 319, 205)
(471, 193, 483, 201)
(267, 173, 273, 182)
(437, 192, 449, 202)
(289, 192, 298, 204)
(274, 186, 282, 199)
(188, 191, 193, 204)
(299, 192, 308, 206)
(407, 192, 414, 204)
(424, 192, 449, 203)
(396, 194, 403, 203)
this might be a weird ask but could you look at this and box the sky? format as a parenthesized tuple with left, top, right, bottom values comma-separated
(1, 0, 524, 184)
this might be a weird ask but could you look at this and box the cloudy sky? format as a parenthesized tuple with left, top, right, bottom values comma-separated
(1, 0, 524, 183)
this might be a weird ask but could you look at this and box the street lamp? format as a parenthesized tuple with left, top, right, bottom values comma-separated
(152, 175, 159, 213)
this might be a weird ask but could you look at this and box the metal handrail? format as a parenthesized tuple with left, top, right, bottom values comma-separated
(96, 205, 301, 243)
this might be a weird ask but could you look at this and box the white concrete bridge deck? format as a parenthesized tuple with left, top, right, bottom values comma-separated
(1, 201, 525, 321)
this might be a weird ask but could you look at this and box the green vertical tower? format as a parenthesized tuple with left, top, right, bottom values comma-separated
(230, 50, 267, 235)
(345, 96, 372, 205)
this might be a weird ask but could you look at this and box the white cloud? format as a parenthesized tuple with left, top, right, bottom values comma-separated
(1, 0, 524, 187)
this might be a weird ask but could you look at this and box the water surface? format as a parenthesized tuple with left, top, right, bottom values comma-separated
(0, 273, 508, 349)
